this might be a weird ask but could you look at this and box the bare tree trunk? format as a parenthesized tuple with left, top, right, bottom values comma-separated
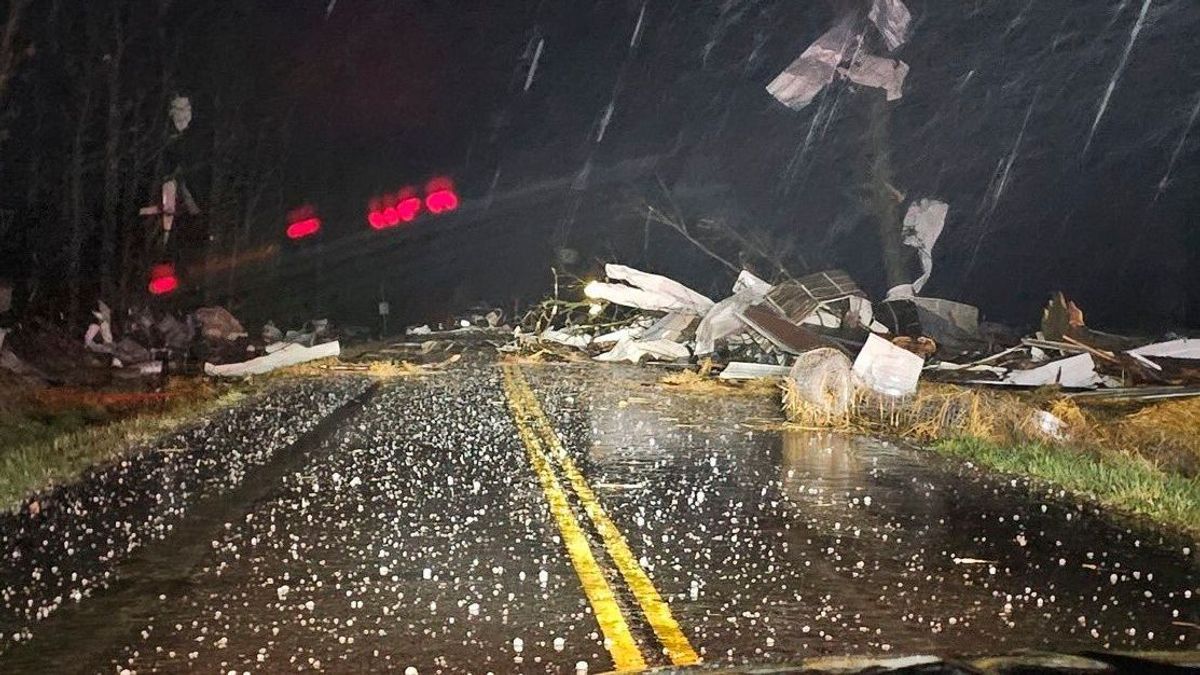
(140, 0, 176, 297)
(206, 96, 237, 303)
(863, 93, 908, 292)
(101, 5, 128, 303)
(119, 95, 148, 309)
(0, 0, 32, 107)
(66, 86, 96, 327)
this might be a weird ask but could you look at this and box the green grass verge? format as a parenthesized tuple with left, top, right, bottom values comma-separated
(0, 389, 248, 512)
(933, 437, 1200, 538)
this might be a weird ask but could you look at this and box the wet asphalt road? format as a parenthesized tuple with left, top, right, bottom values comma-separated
(0, 363, 1197, 673)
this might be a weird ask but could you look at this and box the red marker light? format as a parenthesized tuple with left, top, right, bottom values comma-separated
(149, 276, 179, 295)
(425, 189, 459, 214)
(148, 263, 178, 295)
(286, 217, 321, 239)
(397, 196, 422, 222)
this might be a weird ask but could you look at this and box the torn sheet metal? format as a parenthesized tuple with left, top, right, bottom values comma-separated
(869, 0, 912, 51)
(641, 312, 696, 342)
(761, 269, 864, 324)
(853, 334, 923, 396)
(766, 17, 858, 111)
(1068, 386, 1200, 402)
(732, 270, 773, 296)
(587, 264, 714, 315)
(912, 297, 978, 335)
(605, 264, 714, 313)
(925, 362, 1008, 376)
(801, 307, 843, 329)
(901, 198, 948, 294)
(594, 325, 645, 346)
(740, 305, 839, 355)
(695, 271, 774, 356)
(205, 341, 340, 377)
(718, 362, 792, 380)
(540, 329, 592, 349)
(982, 353, 1102, 389)
(1130, 339, 1200, 360)
(840, 54, 909, 101)
(846, 296, 888, 332)
(593, 338, 689, 364)
(594, 316, 655, 345)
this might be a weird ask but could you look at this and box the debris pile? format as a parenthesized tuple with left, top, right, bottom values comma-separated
(516, 262, 1200, 408)
(0, 302, 348, 383)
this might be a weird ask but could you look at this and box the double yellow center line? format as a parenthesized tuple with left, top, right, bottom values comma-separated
(501, 365, 700, 671)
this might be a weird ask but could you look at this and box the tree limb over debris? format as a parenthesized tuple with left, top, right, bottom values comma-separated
(644, 177, 808, 282)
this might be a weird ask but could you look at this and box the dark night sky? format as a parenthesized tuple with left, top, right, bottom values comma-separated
(247, 0, 1200, 331)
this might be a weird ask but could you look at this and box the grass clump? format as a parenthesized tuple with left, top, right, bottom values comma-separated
(934, 437, 1200, 536)
(783, 379, 1200, 536)
(0, 380, 246, 511)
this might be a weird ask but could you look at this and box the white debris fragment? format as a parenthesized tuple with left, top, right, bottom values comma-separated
(766, 17, 859, 110)
(593, 338, 689, 364)
(718, 362, 791, 380)
(592, 321, 651, 346)
(204, 341, 341, 378)
(640, 312, 695, 342)
(732, 269, 773, 296)
(169, 95, 193, 133)
(840, 53, 910, 101)
(986, 354, 1102, 389)
(586, 264, 714, 315)
(1129, 338, 1200, 360)
(901, 198, 949, 295)
(695, 270, 774, 355)
(853, 334, 923, 397)
(1032, 410, 1070, 441)
(869, 0, 912, 51)
(539, 329, 593, 349)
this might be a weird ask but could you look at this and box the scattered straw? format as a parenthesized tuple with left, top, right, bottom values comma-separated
(660, 369, 779, 397)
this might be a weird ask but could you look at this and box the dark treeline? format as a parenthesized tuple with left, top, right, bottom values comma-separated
(0, 0, 298, 327)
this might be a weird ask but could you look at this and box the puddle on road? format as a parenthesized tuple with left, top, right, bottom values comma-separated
(529, 364, 1200, 663)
